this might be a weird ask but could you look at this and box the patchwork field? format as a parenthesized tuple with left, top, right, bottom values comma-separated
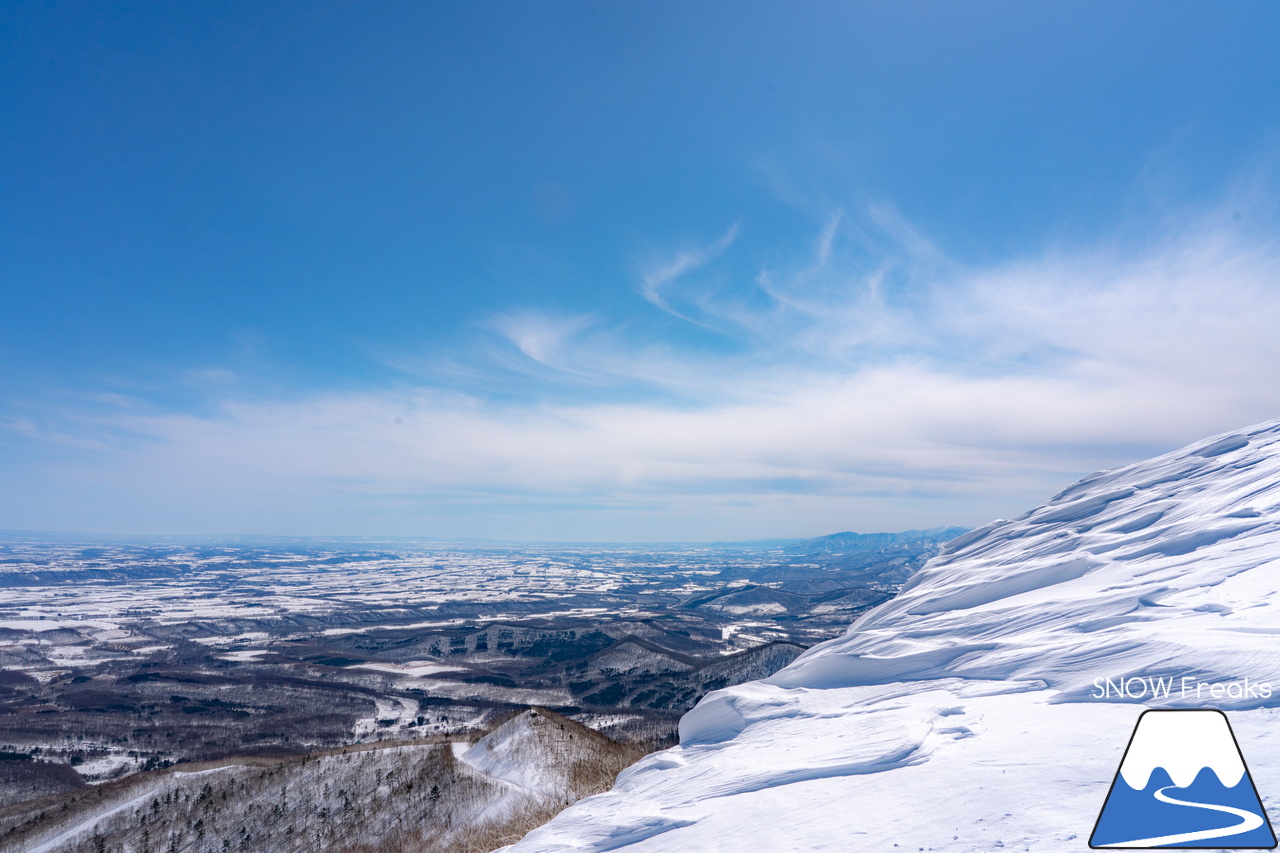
(0, 529, 960, 810)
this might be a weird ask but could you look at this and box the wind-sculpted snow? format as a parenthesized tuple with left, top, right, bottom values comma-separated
(503, 420, 1280, 852)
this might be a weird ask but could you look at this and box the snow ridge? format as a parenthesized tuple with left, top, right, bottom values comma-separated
(503, 420, 1280, 852)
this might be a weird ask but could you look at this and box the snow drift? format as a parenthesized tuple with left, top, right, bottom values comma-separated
(502, 420, 1280, 852)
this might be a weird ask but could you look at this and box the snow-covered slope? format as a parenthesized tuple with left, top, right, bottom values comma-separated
(504, 421, 1280, 852)
(461, 707, 638, 799)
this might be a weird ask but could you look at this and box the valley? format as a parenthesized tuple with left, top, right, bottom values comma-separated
(0, 527, 963, 828)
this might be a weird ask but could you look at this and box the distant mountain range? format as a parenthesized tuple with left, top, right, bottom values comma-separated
(786, 526, 970, 555)
(714, 525, 968, 589)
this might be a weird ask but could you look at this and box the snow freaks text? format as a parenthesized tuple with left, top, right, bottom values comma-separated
(1091, 676, 1274, 701)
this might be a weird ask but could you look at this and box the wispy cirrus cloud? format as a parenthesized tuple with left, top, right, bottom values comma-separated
(637, 223, 740, 328)
(4, 192, 1280, 540)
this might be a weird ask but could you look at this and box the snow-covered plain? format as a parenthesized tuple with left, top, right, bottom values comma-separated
(505, 421, 1280, 852)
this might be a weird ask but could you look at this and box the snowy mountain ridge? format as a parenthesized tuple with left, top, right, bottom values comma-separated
(504, 420, 1280, 852)
(3, 706, 642, 853)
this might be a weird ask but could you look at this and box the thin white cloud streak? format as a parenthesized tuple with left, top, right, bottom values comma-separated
(6, 199, 1280, 538)
(638, 223, 739, 327)
(485, 311, 602, 379)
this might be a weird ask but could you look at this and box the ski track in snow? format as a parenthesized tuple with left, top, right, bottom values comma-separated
(502, 420, 1280, 852)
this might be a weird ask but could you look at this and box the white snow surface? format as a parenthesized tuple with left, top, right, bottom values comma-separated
(504, 420, 1280, 852)
(463, 712, 564, 793)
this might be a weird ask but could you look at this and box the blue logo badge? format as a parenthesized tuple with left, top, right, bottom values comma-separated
(1091, 709, 1276, 849)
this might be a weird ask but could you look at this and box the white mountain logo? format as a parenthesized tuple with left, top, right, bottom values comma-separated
(1091, 710, 1276, 849)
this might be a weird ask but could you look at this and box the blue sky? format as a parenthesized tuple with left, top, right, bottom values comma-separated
(4, 1, 1280, 540)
